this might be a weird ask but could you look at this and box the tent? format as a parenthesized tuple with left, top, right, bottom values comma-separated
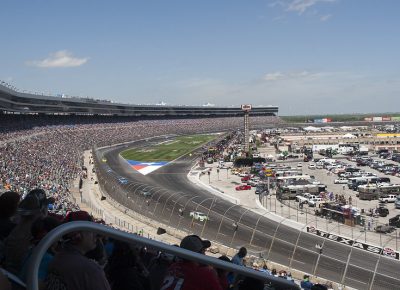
(303, 126, 321, 132)
(342, 133, 357, 139)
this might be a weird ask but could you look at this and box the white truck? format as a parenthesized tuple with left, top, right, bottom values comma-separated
(379, 194, 397, 203)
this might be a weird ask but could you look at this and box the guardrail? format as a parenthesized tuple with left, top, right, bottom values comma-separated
(26, 221, 300, 290)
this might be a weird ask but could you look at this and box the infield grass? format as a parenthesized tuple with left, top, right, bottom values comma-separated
(120, 134, 217, 162)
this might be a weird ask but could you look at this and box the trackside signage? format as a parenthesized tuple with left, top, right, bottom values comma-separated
(307, 226, 399, 260)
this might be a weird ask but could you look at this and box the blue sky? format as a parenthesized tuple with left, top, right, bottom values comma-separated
(1, 0, 399, 115)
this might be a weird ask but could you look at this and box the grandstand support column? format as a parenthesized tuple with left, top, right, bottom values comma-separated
(241, 104, 252, 153)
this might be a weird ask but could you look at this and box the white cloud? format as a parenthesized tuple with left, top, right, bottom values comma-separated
(320, 14, 332, 21)
(286, 0, 337, 15)
(263, 70, 323, 81)
(27, 50, 88, 68)
(264, 72, 285, 81)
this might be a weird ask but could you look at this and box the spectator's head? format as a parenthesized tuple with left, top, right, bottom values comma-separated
(216, 255, 231, 275)
(180, 235, 211, 254)
(18, 189, 53, 217)
(17, 192, 43, 218)
(62, 210, 97, 254)
(0, 191, 20, 219)
(238, 247, 247, 258)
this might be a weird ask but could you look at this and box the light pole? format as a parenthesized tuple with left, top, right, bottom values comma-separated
(217, 168, 220, 181)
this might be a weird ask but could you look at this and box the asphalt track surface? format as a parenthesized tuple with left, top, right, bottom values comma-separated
(99, 137, 400, 290)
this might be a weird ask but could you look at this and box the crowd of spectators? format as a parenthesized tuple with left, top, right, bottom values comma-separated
(1, 114, 281, 214)
(0, 188, 303, 290)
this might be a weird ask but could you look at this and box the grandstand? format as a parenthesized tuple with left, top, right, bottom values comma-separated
(0, 82, 278, 118)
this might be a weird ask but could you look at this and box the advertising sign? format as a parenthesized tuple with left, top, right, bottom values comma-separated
(307, 227, 399, 260)
(364, 117, 373, 122)
(382, 116, 392, 121)
(241, 104, 252, 111)
(314, 119, 324, 123)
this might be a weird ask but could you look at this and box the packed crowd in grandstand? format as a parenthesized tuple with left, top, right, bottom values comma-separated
(0, 114, 331, 290)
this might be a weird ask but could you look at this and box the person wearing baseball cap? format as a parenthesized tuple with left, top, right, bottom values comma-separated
(180, 234, 211, 254)
(3, 189, 50, 275)
(161, 235, 222, 290)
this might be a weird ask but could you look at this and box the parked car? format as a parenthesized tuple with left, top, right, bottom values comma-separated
(308, 197, 323, 207)
(118, 177, 129, 185)
(378, 194, 397, 203)
(375, 225, 396, 234)
(308, 163, 316, 170)
(189, 211, 209, 222)
(142, 190, 152, 197)
(389, 215, 400, 228)
(334, 178, 349, 184)
(241, 176, 251, 182)
(236, 184, 252, 191)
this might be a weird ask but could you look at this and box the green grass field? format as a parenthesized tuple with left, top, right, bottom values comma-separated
(120, 134, 217, 162)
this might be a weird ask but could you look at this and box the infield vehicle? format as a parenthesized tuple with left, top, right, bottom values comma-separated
(235, 184, 252, 191)
(189, 211, 209, 222)
(396, 196, 400, 209)
(375, 225, 395, 234)
(378, 194, 397, 203)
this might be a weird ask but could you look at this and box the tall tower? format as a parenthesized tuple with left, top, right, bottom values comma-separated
(241, 104, 252, 153)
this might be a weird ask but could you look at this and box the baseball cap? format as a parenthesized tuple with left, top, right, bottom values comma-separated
(180, 235, 211, 253)
(28, 188, 55, 206)
(17, 193, 42, 216)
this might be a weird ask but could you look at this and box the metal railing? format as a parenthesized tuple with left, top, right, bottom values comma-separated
(26, 221, 300, 290)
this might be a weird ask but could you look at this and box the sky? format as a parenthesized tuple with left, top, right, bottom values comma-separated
(1, 0, 399, 115)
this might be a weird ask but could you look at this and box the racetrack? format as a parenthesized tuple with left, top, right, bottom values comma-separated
(96, 136, 400, 290)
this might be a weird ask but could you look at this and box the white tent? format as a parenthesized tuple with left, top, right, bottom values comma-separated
(342, 133, 357, 139)
(303, 126, 321, 132)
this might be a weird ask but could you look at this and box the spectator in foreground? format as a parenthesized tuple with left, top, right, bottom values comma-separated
(0, 268, 11, 290)
(161, 234, 222, 290)
(229, 246, 247, 287)
(216, 255, 231, 290)
(3, 189, 50, 275)
(106, 240, 150, 290)
(300, 275, 314, 290)
(45, 211, 111, 290)
(19, 216, 61, 287)
(231, 247, 247, 266)
(0, 191, 20, 241)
